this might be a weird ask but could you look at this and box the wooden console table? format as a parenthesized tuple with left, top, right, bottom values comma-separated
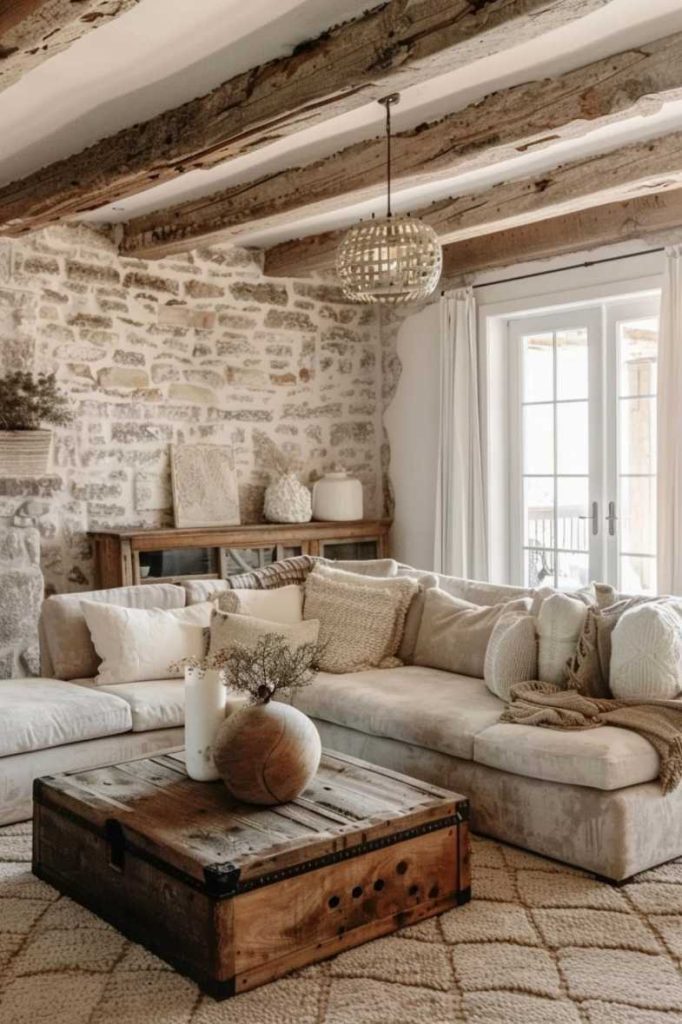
(90, 519, 392, 588)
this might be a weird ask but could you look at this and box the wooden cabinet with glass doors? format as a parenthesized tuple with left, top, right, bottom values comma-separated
(89, 520, 392, 589)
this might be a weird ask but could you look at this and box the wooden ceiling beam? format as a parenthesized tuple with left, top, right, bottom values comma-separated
(261, 131, 682, 277)
(0, 0, 141, 93)
(0, 0, 610, 235)
(123, 29, 682, 259)
(439, 189, 682, 280)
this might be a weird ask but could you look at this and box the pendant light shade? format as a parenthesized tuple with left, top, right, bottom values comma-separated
(336, 94, 442, 304)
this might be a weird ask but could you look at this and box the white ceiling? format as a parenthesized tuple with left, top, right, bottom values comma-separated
(3, 0, 682, 247)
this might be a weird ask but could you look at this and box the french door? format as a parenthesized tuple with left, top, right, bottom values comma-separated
(508, 295, 659, 593)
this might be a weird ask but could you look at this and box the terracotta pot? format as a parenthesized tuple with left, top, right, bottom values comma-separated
(213, 701, 321, 805)
(0, 429, 52, 476)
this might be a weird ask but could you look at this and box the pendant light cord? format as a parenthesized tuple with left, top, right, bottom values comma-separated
(380, 93, 399, 219)
(386, 98, 392, 218)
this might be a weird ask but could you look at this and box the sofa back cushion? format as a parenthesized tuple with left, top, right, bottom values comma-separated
(41, 583, 185, 680)
(424, 571, 533, 607)
(413, 588, 531, 678)
(183, 579, 228, 604)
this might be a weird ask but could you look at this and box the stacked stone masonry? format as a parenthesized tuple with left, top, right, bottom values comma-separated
(0, 225, 383, 597)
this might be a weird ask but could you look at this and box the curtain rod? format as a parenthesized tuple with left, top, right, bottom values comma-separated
(441, 247, 665, 295)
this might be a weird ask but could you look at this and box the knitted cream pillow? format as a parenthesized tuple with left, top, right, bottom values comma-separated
(303, 564, 418, 673)
(610, 600, 682, 700)
(484, 612, 538, 701)
(536, 593, 588, 686)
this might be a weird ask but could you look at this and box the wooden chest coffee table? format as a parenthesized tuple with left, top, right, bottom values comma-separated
(33, 749, 470, 999)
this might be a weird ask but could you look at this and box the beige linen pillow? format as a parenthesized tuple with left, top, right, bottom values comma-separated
(484, 612, 538, 701)
(536, 593, 588, 686)
(413, 589, 531, 678)
(81, 600, 214, 686)
(217, 584, 303, 624)
(610, 600, 682, 700)
(303, 564, 418, 673)
(208, 609, 319, 659)
(398, 573, 440, 663)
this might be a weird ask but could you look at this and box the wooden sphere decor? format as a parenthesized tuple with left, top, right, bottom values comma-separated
(213, 701, 322, 805)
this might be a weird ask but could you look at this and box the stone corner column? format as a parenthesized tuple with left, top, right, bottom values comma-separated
(0, 525, 43, 679)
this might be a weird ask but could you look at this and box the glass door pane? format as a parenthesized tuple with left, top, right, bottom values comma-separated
(511, 310, 601, 590)
(615, 311, 659, 593)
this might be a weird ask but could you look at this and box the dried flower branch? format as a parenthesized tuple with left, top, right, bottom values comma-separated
(221, 634, 322, 704)
(252, 428, 299, 478)
(0, 372, 73, 431)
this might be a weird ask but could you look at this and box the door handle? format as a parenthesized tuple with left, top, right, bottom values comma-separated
(578, 501, 599, 536)
(606, 500, 618, 537)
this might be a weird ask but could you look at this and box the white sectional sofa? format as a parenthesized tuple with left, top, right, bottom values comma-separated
(1, 568, 680, 882)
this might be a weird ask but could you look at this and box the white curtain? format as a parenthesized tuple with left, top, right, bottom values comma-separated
(434, 287, 487, 578)
(658, 246, 682, 595)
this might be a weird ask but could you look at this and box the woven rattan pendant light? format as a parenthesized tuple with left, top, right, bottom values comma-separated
(336, 94, 442, 304)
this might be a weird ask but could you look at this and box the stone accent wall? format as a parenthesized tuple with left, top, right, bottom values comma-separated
(0, 526, 43, 676)
(0, 225, 382, 597)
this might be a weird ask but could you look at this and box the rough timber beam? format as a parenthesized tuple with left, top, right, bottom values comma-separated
(0, 1, 140, 93)
(439, 189, 682, 280)
(261, 132, 682, 278)
(123, 29, 682, 259)
(0, 0, 610, 235)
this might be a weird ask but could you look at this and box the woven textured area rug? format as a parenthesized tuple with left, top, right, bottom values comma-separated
(1, 823, 681, 1024)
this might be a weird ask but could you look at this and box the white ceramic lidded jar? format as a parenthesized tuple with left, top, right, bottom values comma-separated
(312, 468, 363, 521)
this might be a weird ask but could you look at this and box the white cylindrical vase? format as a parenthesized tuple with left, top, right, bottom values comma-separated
(184, 667, 226, 781)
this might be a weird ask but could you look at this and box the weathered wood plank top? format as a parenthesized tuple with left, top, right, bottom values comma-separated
(35, 750, 465, 892)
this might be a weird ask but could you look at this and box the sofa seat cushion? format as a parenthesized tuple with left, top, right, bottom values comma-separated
(292, 666, 505, 761)
(94, 680, 185, 732)
(474, 722, 660, 791)
(0, 679, 132, 758)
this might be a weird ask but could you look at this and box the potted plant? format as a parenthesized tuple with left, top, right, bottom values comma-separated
(0, 371, 72, 476)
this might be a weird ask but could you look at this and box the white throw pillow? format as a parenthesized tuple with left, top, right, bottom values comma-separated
(81, 600, 214, 686)
(536, 593, 588, 686)
(217, 584, 303, 624)
(484, 612, 538, 701)
(610, 600, 682, 700)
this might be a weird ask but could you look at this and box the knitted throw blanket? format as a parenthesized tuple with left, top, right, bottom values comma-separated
(502, 680, 682, 794)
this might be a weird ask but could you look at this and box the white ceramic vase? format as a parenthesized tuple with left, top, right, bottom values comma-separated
(312, 469, 363, 521)
(263, 472, 312, 523)
(184, 667, 226, 781)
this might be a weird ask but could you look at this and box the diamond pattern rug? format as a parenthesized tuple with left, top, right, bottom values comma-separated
(1, 822, 681, 1023)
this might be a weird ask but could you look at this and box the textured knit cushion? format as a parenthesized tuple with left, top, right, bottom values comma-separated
(217, 584, 303, 623)
(610, 600, 682, 700)
(484, 612, 538, 701)
(81, 601, 214, 686)
(536, 593, 588, 686)
(413, 589, 531, 679)
(41, 583, 186, 680)
(208, 609, 319, 659)
(303, 564, 418, 674)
